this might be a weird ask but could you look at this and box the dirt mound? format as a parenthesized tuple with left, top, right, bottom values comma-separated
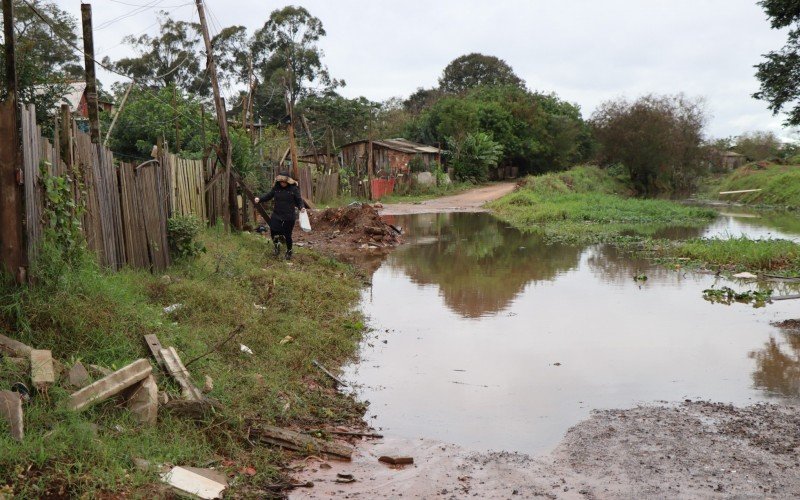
(303, 204, 402, 250)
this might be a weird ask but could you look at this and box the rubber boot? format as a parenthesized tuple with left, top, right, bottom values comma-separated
(285, 249, 293, 260)
(272, 237, 281, 257)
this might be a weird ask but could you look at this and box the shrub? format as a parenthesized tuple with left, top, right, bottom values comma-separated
(167, 215, 205, 259)
(448, 132, 503, 182)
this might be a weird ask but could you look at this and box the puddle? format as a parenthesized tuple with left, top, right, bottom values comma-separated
(345, 211, 800, 456)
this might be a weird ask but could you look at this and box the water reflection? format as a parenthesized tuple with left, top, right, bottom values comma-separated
(384, 213, 582, 318)
(750, 324, 800, 397)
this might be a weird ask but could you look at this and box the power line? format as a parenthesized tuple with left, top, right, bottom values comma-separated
(96, 0, 165, 30)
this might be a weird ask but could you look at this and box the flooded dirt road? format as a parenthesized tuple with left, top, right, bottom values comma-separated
(379, 182, 517, 215)
(293, 209, 800, 498)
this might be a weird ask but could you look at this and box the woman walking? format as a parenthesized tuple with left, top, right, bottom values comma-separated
(254, 172, 305, 259)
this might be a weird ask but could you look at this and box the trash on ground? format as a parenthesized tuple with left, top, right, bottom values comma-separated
(161, 466, 227, 499)
(249, 424, 353, 460)
(312, 359, 348, 387)
(160, 347, 205, 401)
(279, 335, 294, 345)
(203, 375, 214, 393)
(732, 272, 758, 279)
(336, 473, 356, 483)
(240, 344, 254, 355)
(30, 349, 55, 389)
(163, 304, 183, 314)
(378, 455, 414, 465)
(125, 375, 158, 425)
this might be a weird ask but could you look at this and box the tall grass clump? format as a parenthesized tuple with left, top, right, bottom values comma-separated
(711, 163, 800, 208)
(670, 237, 800, 271)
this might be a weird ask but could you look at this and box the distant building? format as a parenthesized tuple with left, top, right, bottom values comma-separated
(57, 82, 114, 118)
(713, 150, 747, 171)
(340, 138, 443, 178)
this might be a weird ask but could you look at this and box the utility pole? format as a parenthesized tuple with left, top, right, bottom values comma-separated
(283, 72, 300, 180)
(195, 0, 234, 228)
(0, 0, 27, 284)
(172, 85, 180, 151)
(80, 4, 101, 143)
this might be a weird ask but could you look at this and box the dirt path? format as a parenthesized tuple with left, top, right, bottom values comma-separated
(379, 182, 517, 216)
(292, 401, 800, 499)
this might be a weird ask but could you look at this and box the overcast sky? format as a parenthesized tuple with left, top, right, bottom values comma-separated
(55, 0, 793, 139)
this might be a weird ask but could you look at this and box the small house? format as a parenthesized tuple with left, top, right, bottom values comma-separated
(340, 138, 443, 178)
(58, 82, 115, 118)
(711, 150, 747, 171)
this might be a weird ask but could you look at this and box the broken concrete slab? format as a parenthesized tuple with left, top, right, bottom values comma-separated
(0, 390, 23, 441)
(161, 466, 227, 499)
(68, 361, 91, 389)
(68, 359, 152, 412)
(88, 364, 113, 377)
(30, 350, 55, 388)
(126, 375, 158, 425)
(160, 347, 204, 401)
(0, 333, 32, 357)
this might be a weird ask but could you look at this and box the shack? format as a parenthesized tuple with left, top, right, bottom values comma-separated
(711, 150, 747, 171)
(340, 138, 442, 178)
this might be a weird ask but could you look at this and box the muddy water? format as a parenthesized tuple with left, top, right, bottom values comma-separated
(345, 211, 800, 455)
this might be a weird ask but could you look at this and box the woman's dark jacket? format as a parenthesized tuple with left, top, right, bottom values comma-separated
(259, 183, 303, 232)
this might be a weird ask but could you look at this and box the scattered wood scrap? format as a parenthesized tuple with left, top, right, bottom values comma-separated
(312, 359, 347, 387)
(719, 189, 762, 195)
(68, 359, 152, 411)
(143, 334, 166, 369)
(250, 425, 353, 460)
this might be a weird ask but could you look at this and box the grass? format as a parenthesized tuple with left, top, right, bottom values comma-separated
(707, 162, 800, 209)
(656, 236, 800, 272)
(489, 165, 717, 243)
(0, 229, 367, 497)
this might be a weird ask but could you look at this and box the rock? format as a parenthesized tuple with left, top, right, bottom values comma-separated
(68, 361, 91, 389)
(163, 303, 183, 314)
(0, 390, 23, 441)
(378, 455, 414, 465)
(240, 344, 254, 355)
(203, 375, 214, 394)
(158, 391, 170, 405)
(279, 335, 294, 345)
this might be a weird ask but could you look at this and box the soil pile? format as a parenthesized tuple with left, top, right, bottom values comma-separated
(298, 204, 402, 253)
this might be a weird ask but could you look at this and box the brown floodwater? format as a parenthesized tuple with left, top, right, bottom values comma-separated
(344, 211, 800, 455)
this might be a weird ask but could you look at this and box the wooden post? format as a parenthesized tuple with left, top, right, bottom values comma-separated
(367, 139, 374, 200)
(80, 4, 101, 144)
(172, 85, 180, 152)
(300, 114, 322, 172)
(194, 0, 232, 228)
(59, 105, 73, 167)
(286, 97, 300, 180)
(0, 0, 26, 284)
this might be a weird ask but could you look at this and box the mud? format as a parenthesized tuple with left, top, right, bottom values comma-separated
(292, 401, 800, 499)
(379, 182, 517, 216)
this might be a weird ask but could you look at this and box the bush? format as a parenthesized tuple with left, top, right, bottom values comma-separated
(167, 215, 205, 259)
(448, 132, 503, 182)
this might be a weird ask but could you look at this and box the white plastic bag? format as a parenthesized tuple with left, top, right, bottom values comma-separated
(299, 210, 312, 233)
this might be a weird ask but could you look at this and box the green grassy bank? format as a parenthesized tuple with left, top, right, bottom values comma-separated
(490, 166, 800, 274)
(488, 166, 717, 243)
(708, 163, 800, 209)
(0, 230, 366, 497)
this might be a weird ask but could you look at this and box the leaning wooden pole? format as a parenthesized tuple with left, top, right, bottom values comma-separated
(0, 0, 27, 284)
(80, 4, 101, 144)
(195, 0, 234, 229)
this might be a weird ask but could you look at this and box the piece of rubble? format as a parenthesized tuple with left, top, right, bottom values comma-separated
(0, 333, 32, 357)
(203, 375, 214, 393)
(161, 466, 227, 499)
(240, 344, 253, 355)
(68, 361, 91, 388)
(68, 359, 152, 411)
(88, 364, 113, 377)
(30, 350, 55, 388)
(163, 304, 183, 314)
(126, 375, 158, 425)
(733, 272, 758, 279)
(157, 391, 169, 405)
(378, 455, 414, 465)
(0, 390, 23, 441)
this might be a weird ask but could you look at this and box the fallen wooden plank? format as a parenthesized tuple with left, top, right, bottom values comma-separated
(312, 359, 348, 387)
(0, 390, 23, 441)
(68, 359, 152, 411)
(719, 189, 762, 195)
(143, 334, 166, 369)
(772, 294, 800, 301)
(160, 347, 204, 401)
(250, 425, 353, 460)
(30, 350, 55, 388)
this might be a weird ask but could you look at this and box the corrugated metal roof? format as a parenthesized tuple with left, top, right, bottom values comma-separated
(59, 82, 86, 112)
(341, 137, 442, 154)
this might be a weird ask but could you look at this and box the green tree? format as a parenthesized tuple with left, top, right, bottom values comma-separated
(734, 130, 783, 161)
(0, 0, 82, 123)
(448, 131, 503, 182)
(438, 53, 525, 94)
(591, 94, 707, 195)
(753, 0, 800, 125)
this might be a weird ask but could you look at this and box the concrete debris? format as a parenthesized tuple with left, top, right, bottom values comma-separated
(30, 350, 55, 388)
(126, 375, 158, 425)
(240, 344, 253, 355)
(158, 391, 170, 405)
(163, 303, 183, 314)
(68, 359, 153, 411)
(160, 347, 204, 401)
(203, 375, 214, 393)
(279, 335, 293, 345)
(161, 466, 227, 499)
(88, 364, 113, 377)
(0, 333, 33, 357)
(68, 361, 91, 389)
(378, 455, 414, 465)
(0, 390, 23, 441)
